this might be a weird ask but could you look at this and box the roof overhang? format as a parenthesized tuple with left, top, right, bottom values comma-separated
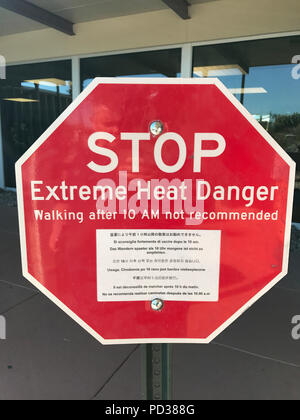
(0, 0, 74, 36)
(161, 0, 190, 20)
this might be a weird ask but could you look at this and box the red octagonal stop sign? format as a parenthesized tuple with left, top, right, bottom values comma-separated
(16, 79, 295, 344)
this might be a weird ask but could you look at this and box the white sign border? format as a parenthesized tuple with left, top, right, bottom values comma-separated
(15, 78, 296, 345)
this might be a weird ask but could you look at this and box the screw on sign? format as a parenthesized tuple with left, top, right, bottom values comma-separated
(16, 79, 295, 345)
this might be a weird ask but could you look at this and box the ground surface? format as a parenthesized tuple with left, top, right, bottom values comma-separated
(0, 204, 299, 400)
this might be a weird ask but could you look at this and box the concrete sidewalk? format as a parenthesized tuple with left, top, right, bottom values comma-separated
(0, 205, 299, 400)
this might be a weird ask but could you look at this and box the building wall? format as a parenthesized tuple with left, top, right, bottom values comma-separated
(0, 0, 300, 64)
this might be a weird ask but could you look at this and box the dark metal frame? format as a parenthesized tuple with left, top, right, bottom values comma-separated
(0, 0, 75, 35)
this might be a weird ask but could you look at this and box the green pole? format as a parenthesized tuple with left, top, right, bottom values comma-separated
(142, 344, 173, 400)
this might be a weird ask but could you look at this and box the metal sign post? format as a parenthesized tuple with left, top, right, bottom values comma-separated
(142, 344, 172, 400)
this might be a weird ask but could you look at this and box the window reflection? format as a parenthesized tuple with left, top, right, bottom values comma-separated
(0, 60, 72, 187)
(193, 36, 300, 222)
(81, 49, 182, 90)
